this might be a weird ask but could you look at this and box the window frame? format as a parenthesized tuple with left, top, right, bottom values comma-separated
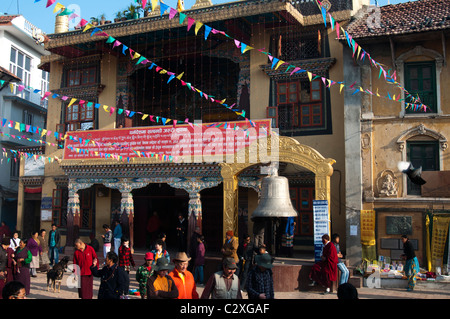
(66, 67, 97, 87)
(406, 140, 440, 195)
(404, 61, 437, 114)
(9, 46, 32, 100)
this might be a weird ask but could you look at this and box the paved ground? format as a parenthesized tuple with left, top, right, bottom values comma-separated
(24, 265, 450, 300)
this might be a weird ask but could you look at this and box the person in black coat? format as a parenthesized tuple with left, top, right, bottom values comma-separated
(91, 251, 127, 299)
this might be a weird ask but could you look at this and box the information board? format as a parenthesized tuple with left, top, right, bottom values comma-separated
(313, 200, 330, 263)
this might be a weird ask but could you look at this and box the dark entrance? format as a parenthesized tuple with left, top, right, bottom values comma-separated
(132, 183, 188, 249)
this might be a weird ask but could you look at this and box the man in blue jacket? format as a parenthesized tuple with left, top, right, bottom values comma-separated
(113, 220, 122, 256)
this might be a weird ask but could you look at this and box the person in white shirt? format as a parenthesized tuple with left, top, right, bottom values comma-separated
(10, 232, 20, 251)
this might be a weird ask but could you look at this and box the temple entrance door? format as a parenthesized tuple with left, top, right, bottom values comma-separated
(132, 184, 188, 249)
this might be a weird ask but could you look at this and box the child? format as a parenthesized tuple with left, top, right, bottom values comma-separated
(101, 224, 112, 262)
(136, 252, 154, 299)
(194, 235, 205, 285)
(118, 238, 135, 296)
(151, 239, 170, 264)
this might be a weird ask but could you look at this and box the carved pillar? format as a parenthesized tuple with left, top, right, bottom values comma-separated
(168, 177, 221, 252)
(315, 163, 334, 233)
(66, 179, 93, 252)
(220, 164, 240, 240)
(104, 179, 138, 252)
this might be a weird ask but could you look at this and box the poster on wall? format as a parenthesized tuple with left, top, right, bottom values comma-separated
(23, 156, 45, 176)
(41, 209, 52, 221)
(313, 200, 329, 263)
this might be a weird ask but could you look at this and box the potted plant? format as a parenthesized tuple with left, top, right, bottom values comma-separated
(90, 16, 99, 26)
(124, 4, 140, 20)
(99, 14, 106, 25)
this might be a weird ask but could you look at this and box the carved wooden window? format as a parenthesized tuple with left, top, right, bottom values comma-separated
(67, 67, 97, 87)
(289, 187, 314, 236)
(269, 79, 323, 131)
(52, 187, 68, 227)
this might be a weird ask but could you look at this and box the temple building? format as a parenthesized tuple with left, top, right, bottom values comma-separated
(16, 0, 370, 267)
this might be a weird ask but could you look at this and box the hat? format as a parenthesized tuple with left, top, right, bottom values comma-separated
(255, 253, 274, 269)
(226, 230, 233, 237)
(223, 257, 238, 269)
(1, 237, 10, 246)
(153, 257, 174, 272)
(173, 252, 191, 262)
(145, 252, 154, 260)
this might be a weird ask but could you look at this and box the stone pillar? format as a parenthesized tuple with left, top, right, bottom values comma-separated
(221, 173, 239, 240)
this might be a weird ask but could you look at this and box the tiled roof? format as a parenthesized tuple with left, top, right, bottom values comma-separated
(0, 15, 20, 25)
(0, 66, 21, 82)
(345, 0, 450, 39)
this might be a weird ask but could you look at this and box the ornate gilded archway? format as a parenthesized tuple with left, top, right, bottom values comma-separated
(220, 134, 335, 239)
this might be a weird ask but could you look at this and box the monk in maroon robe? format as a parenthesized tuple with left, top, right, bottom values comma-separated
(309, 234, 338, 294)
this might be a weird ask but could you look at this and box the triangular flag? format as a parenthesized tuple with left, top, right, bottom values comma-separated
(187, 17, 195, 31)
(177, 0, 184, 11)
(194, 21, 203, 35)
(106, 36, 115, 44)
(52, 2, 64, 13)
(169, 7, 177, 19)
(204, 25, 211, 40)
(160, 2, 169, 16)
(176, 72, 184, 80)
(179, 12, 187, 24)
(46, 0, 56, 8)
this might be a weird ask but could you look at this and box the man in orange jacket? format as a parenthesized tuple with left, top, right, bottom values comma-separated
(169, 252, 199, 299)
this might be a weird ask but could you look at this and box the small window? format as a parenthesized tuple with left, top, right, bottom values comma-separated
(405, 62, 436, 113)
(67, 67, 97, 87)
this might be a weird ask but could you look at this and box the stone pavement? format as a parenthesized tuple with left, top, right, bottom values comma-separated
(24, 265, 450, 300)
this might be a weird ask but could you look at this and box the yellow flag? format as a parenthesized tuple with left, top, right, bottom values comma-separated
(53, 3, 65, 13)
(176, 72, 184, 80)
(83, 23, 94, 33)
(68, 98, 77, 107)
(275, 60, 284, 70)
(307, 72, 312, 82)
(151, 0, 158, 11)
(132, 52, 141, 60)
(142, 114, 149, 120)
(195, 21, 203, 35)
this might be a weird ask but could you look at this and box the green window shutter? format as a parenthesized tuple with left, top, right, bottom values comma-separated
(404, 62, 437, 113)
(406, 141, 439, 195)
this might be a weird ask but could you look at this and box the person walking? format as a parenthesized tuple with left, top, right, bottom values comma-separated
(136, 252, 154, 299)
(201, 257, 243, 299)
(91, 251, 127, 299)
(246, 253, 275, 300)
(48, 224, 61, 266)
(332, 233, 349, 285)
(13, 239, 32, 295)
(38, 229, 50, 272)
(27, 231, 41, 278)
(221, 231, 239, 272)
(118, 238, 135, 295)
(281, 217, 296, 257)
(308, 234, 338, 294)
(169, 252, 199, 299)
(113, 220, 122, 256)
(101, 224, 113, 263)
(73, 238, 98, 299)
(176, 213, 188, 253)
(194, 235, 205, 286)
(401, 234, 420, 291)
(146, 211, 161, 249)
(146, 256, 179, 299)
(238, 234, 255, 290)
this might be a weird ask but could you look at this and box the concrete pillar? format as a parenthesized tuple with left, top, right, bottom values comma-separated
(343, 46, 363, 267)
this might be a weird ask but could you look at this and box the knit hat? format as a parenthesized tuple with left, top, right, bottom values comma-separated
(145, 252, 154, 260)
(255, 253, 274, 269)
(226, 230, 233, 237)
(152, 257, 174, 272)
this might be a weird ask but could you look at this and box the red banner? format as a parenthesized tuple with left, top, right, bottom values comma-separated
(63, 119, 271, 161)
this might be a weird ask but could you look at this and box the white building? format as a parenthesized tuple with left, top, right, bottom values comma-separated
(0, 14, 49, 233)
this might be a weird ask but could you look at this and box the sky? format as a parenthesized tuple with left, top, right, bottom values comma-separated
(1, 0, 411, 35)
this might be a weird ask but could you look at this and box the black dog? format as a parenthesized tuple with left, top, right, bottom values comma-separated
(47, 256, 70, 293)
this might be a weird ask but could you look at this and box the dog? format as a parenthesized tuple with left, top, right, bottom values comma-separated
(47, 256, 70, 293)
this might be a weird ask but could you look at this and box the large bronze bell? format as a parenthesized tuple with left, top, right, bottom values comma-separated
(251, 167, 299, 220)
